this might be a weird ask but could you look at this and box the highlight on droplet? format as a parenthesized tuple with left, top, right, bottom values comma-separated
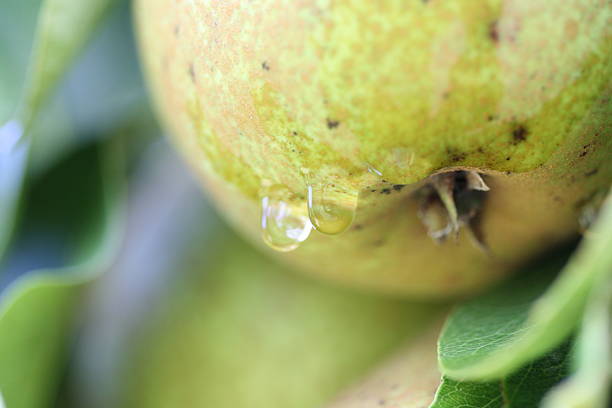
(260, 184, 312, 252)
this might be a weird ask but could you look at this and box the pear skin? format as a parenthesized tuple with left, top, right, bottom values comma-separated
(327, 317, 446, 408)
(135, 0, 611, 297)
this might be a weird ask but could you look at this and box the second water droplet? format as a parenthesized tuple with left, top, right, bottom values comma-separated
(307, 182, 358, 235)
(261, 185, 312, 252)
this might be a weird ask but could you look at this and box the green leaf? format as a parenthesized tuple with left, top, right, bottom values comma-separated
(0, 142, 124, 408)
(0, 133, 29, 261)
(431, 342, 571, 408)
(1, 0, 118, 262)
(16, 0, 118, 129)
(438, 191, 612, 380)
(28, 1, 150, 176)
(0, 0, 41, 261)
(541, 269, 612, 408)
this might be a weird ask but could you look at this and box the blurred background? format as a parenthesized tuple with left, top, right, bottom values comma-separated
(0, 2, 440, 407)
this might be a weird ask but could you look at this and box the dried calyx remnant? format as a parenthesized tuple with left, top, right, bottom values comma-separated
(416, 170, 489, 249)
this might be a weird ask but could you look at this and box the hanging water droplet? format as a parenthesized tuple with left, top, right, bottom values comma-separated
(261, 185, 312, 252)
(307, 182, 358, 235)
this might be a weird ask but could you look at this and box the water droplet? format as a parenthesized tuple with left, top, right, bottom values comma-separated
(307, 182, 358, 235)
(261, 185, 312, 252)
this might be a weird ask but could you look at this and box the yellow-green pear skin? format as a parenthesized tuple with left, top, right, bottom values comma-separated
(119, 238, 435, 408)
(135, 0, 611, 297)
(328, 318, 445, 408)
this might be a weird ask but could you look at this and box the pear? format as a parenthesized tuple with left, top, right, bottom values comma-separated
(328, 318, 445, 408)
(118, 237, 436, 408)
(134, 0, 611, 297)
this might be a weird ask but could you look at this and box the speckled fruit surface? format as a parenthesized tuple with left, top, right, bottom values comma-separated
(135, 0, 611, 298)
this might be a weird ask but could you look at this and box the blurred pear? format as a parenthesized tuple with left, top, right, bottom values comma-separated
(118, 235, 440, 408)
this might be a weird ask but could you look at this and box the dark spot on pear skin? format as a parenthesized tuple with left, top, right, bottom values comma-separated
(326, 118, 340, 129)
(261, 61, 270, 71)
(511, 125, 528, 144)
(380, 188, 391, 195)
(579, 143, 592, 158)
(352, 224, 364, 231)
(291, 130, 298, 136)
(506, 157, 511, 161)
(188, 63, 196, 83)
(452, 153, 466, 162)
(393, 184, 405, 191)
(585, 168, 599, 177)
(446, 147, 466, 163)
(489, 20, 499, 42)
(372, 239, 385, 247)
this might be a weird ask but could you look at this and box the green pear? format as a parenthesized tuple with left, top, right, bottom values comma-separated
(119, 237, 436, 408)
(134, 0, 611, 297)
(328, 318, 445, 408)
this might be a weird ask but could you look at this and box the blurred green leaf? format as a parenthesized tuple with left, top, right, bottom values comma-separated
(541, 267, 612, 407)
(16, 0, 118, 129)
(1, 0, 117, 262)
(0, 0, 41, 261)
(0, 142, 124, 408)
(431, 342, 571, 408)
(27, 0, 156, 176)
(438, 191, 612, 381)
(0, 133, 29, 261)
(0, 1, 40, 116)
